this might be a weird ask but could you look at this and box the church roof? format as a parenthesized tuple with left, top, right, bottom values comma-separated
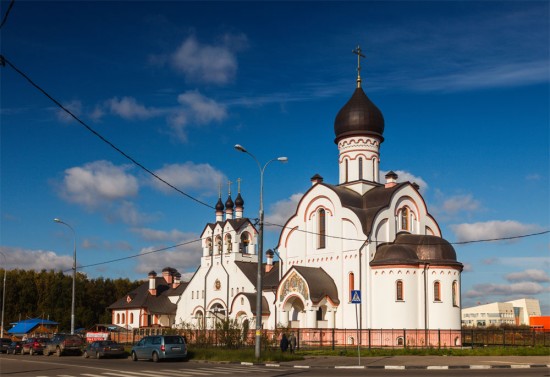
(371, 233, 462, 268)
(202, 217, 255, 236)
(108, 277, 187, 315)
(236, 293, 270, 315)
(292, 266, 340, 305)
(323, 182, 409, 236)
(334, 86, 385, 143)
(234, 261, 280, 289)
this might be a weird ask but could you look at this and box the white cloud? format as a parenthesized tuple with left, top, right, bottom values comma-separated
(107, 96, 159, 119)
(151, 162, 226, 196)
(0, 246, 73, 271)
(56, 100, 82, 123)
(265, 193, 303, 231)
(441, 194, 481, 215)
(449, 220, 542, 243)
(506, 269, 550, 283)
(132, 228, 197, 243)
(59, 160, 138, 207)
(170, 35, 246, 84)
(169, 91, 227, 142)
(134, 241, 202, 276)
(465, 281, 545, 298)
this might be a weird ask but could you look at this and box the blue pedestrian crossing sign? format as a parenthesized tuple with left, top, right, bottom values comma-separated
(351, 290, 361, 304)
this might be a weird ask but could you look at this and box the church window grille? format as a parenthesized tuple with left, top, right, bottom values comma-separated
(359, 157, 363, 180)
(231, 288, 234, 296)
(396, 280, 404, 301)
(348, 272, 355, 302)
(318, 208, 326, 249)
(192, 291, 194, 299)
(434, 281, 441, 302)
(202, 290, 204, 299)
(452, 281, 459, 307)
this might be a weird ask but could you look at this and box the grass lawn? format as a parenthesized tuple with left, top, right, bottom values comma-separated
(187, 345, 550, 363)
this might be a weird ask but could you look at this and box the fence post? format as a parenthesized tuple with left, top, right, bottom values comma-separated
(332, 328, 335, 350)
(438, 329, 441, 349)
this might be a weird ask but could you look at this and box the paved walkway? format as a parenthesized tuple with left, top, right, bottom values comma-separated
(273, 355, 550, 370)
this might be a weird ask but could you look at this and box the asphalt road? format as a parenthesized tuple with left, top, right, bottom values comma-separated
(1, 353, 549, 377)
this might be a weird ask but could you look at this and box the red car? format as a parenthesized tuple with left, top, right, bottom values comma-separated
(22, 337, 49, 355)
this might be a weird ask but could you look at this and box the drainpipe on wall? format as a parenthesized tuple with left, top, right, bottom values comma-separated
(358, 238, 369, 344)
(204, 235, 214, 329)
(424, 263, 430, 346)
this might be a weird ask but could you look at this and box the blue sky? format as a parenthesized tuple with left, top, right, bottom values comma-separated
(1, 1, 549, 313)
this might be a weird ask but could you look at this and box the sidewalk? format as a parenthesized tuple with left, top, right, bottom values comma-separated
(274, 355, 550, 370)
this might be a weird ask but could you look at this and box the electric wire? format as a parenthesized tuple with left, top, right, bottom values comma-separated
(0, 55, 215, 210)
(0, 0, 15, 29)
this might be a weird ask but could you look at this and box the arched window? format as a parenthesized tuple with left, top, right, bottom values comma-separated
(130, 313, 134, 323)
(434, 281, 441, 302)
(358, 157, 363, 180)
(344, 159, 349, 182)
(348, 272, 355, 302)
(452, 281, 459, 307)
(316, 307, 323, 321)
(400, 207, 410, 231)
(121, 313, 125, 323)
(215, 236, 222, 254)
(207, 237, 213, 255)
(240, 233, 250, 253)
(225, 234, 232, 253)
(116, 313, 120, 324)
(396, 280, 404, 301)
(192, 291, 194, 299)
(318, 208, 326, 249)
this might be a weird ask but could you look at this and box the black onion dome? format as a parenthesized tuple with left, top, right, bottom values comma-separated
(225, 195, 234, 210)
(334, 87, 385, 143)
(235, 193, 244, 207)
(215, 197, 224, 211)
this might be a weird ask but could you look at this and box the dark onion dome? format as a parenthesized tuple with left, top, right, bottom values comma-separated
(148, 270, 157, 277)
(265, 249, 274, 257)
(215, 197, 224, 211)
(225, 195, 234, 210)
(371, 233, 462, 268)
(235, 193, 244, 207)
(334, 87, 385, 143)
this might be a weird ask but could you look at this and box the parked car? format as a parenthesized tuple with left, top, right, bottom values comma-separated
(43, 334, 82, 356)
(21, 337, 49, 355)
(83, 340, 125, 359)
(0, 338, 12, 353)
(130, 335, 187, 362)
(7, 341, 23, 354)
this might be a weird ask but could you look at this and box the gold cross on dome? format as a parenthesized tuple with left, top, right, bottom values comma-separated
(352, 45, 365, 88)
(227, 179, 233, 195)
(237, 178, 241, 193)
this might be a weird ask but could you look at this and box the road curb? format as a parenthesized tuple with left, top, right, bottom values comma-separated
(252, 362, 550, 370)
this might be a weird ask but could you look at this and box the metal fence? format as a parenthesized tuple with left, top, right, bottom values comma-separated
(114, 327, 550, 348)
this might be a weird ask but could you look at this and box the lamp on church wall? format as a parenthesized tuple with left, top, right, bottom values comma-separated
(234, 144, 287, 359)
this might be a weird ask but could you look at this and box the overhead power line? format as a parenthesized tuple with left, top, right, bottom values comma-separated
(265, 221, 550, 246)
(0, 55, 214, 210)
(0, 0, 15, 29)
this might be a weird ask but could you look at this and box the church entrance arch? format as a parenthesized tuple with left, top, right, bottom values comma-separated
(283, 295, 305, 328)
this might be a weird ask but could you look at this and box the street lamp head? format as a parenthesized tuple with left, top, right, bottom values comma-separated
(53, 218, 62, 223)
(234, 144, 247, 153)
(277, 157, 288, 163)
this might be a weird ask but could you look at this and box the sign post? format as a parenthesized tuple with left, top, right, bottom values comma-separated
(351, 290, 361, 365)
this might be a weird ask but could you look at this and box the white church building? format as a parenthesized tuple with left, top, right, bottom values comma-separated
(110, 54, 463, 347)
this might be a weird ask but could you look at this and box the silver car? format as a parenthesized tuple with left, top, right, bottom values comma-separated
(130, 335, 187, 362)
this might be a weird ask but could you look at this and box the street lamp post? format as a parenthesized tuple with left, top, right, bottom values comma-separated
(0, 251, 6, 338)
(54, 218, 76, 335)
(234, 144, 287, 359)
